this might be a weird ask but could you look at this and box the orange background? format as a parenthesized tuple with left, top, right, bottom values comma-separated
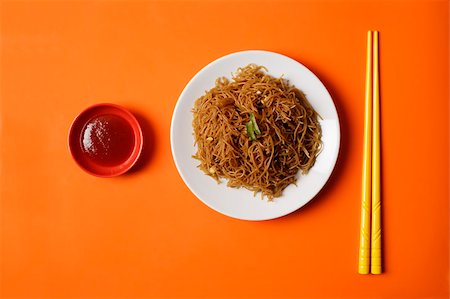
(1, 0, 448, 298)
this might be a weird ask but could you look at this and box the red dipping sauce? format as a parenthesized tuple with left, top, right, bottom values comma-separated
(69, 103, 143, 177)
(81, 114, 135, 166)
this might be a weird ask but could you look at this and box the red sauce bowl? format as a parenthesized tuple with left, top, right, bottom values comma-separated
(68, 103, 143, 177)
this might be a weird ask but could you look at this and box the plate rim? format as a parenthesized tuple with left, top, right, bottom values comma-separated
(170, 49, 341, 221)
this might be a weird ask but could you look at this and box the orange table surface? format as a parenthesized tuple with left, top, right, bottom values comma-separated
(1, 1, 448, 298)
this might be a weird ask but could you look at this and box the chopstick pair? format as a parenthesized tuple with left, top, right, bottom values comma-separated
(358, 30, 381, 275)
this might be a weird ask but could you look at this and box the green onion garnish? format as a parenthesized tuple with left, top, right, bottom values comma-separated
(246, 113, 261, 141)
(246, 121, 256, 141)
(250, 113, 261, 135)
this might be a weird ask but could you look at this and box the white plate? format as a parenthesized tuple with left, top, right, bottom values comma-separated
(170, 50, 340, 221)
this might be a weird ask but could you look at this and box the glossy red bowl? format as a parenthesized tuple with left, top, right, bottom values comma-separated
(68, 103, 143, 177)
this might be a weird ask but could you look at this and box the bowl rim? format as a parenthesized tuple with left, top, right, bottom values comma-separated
(68, 103, 143, 177)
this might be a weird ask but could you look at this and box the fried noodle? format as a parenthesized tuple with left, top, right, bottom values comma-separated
(192, 64, 322, 199)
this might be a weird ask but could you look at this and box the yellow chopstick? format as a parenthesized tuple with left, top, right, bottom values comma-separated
(358, 30, 373, 275)
(371, 30, 382, 274)
(358, 30, 382, 275)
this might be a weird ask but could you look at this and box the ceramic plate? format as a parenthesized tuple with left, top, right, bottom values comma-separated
(171, 50, 340, 220)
